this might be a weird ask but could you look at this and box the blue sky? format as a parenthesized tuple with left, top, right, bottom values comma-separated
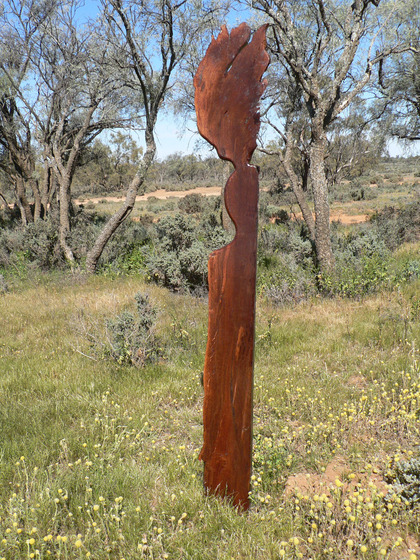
(154, 116, 203, 160)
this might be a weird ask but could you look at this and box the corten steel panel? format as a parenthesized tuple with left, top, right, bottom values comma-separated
(194, 23, 269, 510)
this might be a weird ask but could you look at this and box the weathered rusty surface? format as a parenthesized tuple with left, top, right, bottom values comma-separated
(194, 23, 269, 510)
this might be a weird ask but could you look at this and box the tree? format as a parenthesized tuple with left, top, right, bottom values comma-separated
(73, 134, 143, 194)
(250, 0, 410, 270)
(0, 0, 133, 261)
(0, 84, 38, 224)
(324, 100, 386, 185)
(0, 0, 52, 224)
(377, 2, 420, 143)
(85, 0, 229, 273)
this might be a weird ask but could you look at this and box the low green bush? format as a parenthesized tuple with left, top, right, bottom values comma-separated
(370, 198, 420, 250)
(105, 292, 161, 366)
(0, 217, 63, 271)
(318, 227, 392, 298)
(257, 223, 316, 305)
(144, 213, 229, 292)
(386, 451, 420, 505)
(178, 193, 204, 214)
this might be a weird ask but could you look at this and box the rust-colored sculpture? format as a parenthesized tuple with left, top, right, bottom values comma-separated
(194, 23, 269, 510)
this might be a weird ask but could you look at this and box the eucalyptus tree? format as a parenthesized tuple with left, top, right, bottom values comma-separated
(377, 2, 420, 143)
(0, 0, 134, 261)
(85, 0, 229, 272)
(0, 0, 52, 224)
(249, 0, 411, 270)
(0, 78, 37, 224)
(324, 101, 386, 186)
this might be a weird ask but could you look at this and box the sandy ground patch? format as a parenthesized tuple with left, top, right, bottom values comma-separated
(74, 185, 222, 205)
(75, 187, 373, 224)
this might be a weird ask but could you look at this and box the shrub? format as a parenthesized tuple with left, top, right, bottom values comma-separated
(105, 292, 161, 366)
(0, 207, 153, 275)
(319, 227, 392, 298)
(0, 217, 63, 270)
(178, 193, 204, 214)
(262, 271, 316, 306)
(98, 221, 151, 274)
(398, 260, 420, 283)
(318, 254, 390, 298)
(264, 204, 289, 223)
(370, 198, 420, 250)
(0, 273, 7, 294)
(145, 213, 229, 292)
(386, 452, 420, 505)
(257, 223, 316, 305)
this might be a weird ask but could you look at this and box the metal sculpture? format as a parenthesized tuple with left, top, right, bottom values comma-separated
(194, 23, 269, 510)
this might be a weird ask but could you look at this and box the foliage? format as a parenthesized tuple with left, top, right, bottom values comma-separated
(386, 451, 420, 505)
(0, 217, 63, 271)
(370, 198, 420, 251)
(178, 193, 204, 214)
(145, 213, 229, 292)
(318, 227, 392, 298)
(0, 273, 7, 294)
(0, 208, 152, 276)
(257, 223, 316, 306)
(72, 135, 144, 196)
(148, 153, 225, 189)
(104, 292, 160, 366)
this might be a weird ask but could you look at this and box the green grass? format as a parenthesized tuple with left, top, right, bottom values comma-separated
(0, 272, 419, 559)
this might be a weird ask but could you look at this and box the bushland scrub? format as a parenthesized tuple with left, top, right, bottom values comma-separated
(0, 161, 420, 559)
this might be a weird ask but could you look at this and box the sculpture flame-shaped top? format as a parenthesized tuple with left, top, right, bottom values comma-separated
(194, 23, 269, 166)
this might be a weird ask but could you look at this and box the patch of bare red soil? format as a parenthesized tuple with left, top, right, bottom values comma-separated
(284, 456, 389, 497)
(74, 185, 221, 206)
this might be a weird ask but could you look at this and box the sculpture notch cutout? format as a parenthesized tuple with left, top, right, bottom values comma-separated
(194, 23, 269, 510)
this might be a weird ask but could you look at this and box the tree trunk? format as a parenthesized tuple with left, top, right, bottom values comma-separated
(15, 176, 33, 224)
(31, 179, 42, 221)
(58, 173, 75, 263)
(85, 136, 156, 273)
(0, 193, 13, 219)
(40, 166, 51, 218)
(282, 156, 316, 241)
(309, 134, 335, 270)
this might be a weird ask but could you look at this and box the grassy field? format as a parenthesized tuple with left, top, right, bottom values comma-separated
(1, 244, 419, 559)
